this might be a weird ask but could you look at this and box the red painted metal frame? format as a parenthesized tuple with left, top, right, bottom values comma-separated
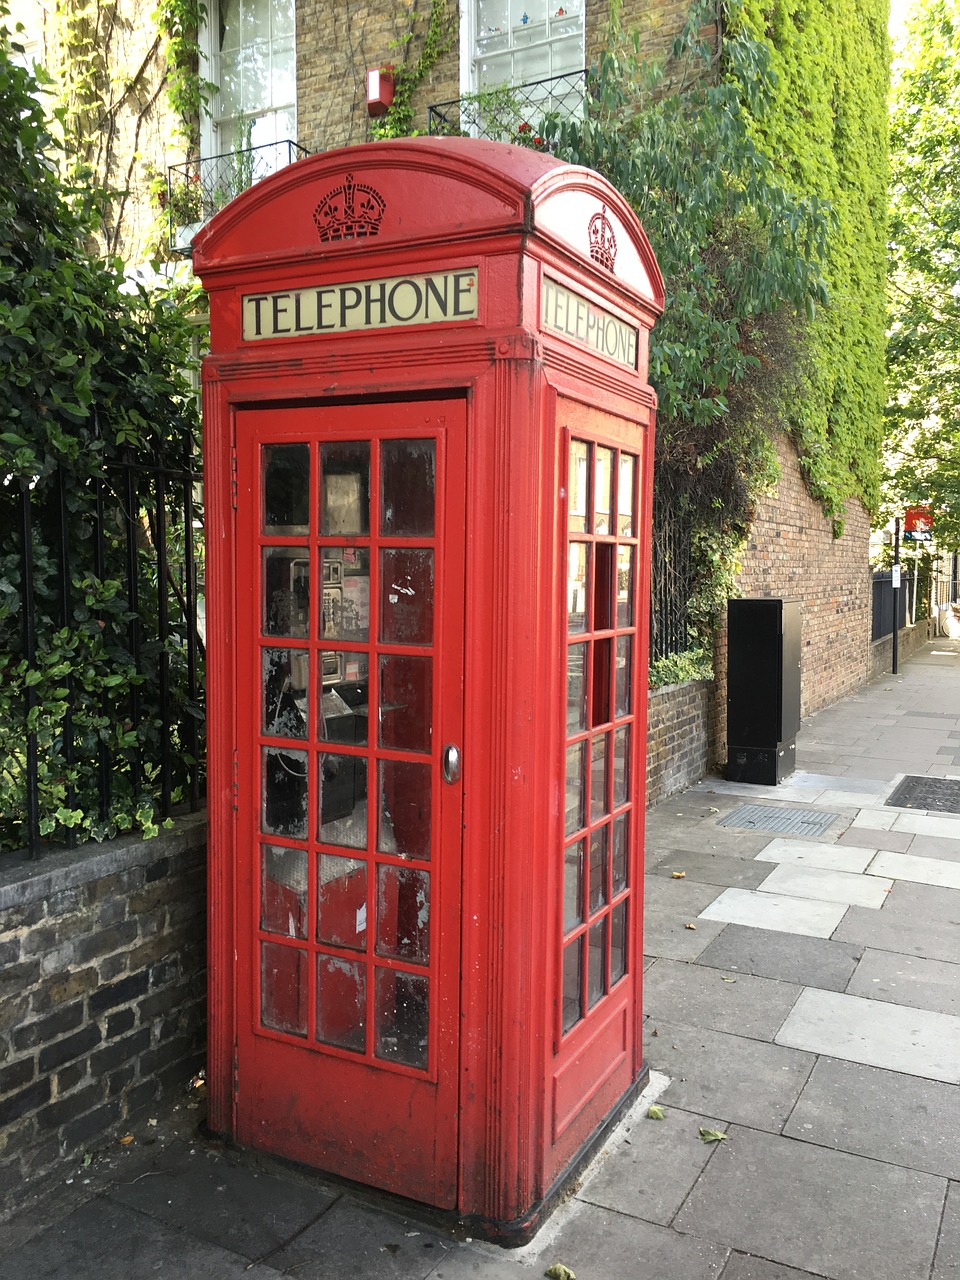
(195, 136, 663, 1238)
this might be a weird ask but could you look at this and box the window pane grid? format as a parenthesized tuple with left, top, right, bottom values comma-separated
(560, 435, 638, 1039)
(255, 436, 439, 1074)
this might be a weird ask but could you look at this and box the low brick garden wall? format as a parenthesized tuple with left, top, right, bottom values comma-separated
(0, 816, 206, 1216)
(646, 679, 716, 804)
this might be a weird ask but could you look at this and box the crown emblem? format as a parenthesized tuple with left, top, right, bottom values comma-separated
(588, 206, 617, 272)
(314, 173, 386, 243)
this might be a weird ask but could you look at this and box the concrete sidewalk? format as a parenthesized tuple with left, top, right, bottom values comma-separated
(5, 638, 960, 1280)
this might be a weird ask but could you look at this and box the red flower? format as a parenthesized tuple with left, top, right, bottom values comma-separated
(518, 121, 531, 133)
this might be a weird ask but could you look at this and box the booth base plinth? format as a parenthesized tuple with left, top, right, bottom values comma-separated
(199, 1065, 650, 1249)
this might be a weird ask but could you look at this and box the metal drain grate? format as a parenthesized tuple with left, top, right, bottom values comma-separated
(717, 804, 840, 836)
(886, 775, 960, 814)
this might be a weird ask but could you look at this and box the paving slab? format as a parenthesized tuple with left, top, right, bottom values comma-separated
(695, 925, 862, 991)
(106, 1142, 335, 1261)
(720, 1258, 827, 1280)
(835, 902, 960, 963)
(851, 808, 898, 830)
(0, 1197, 282, 1280)
(642, 958, 801, 1041)
(575, 1105, 728, 1224)
(892, 812, 960, 839)
(642, 1019, 814, 1132)
(868, 849, 960, 890)
(775, 988, 960, 1082)
(268, 1197, 452, 1280)
(906, 832, 960, 861)
(784, 1056, 960, 1179)
(643, 877, 727, 960)
(651, 851, 774, 889)
(426, 1245, 531, 1278)
(698, 887, 848, 938)
(535, 1201, 728, 1280)
(933, 1179, 960, 1280)
(837, 826, 914, 853)
(845, 948, 960, 1016)
(757, 863, 892, 908)
(754, 839, 874, 873)
(674, 1125, 945, 1280)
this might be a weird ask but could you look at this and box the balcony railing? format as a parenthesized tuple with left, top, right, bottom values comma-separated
(428, 69, 586, 145)
(166, 139, 309, 254)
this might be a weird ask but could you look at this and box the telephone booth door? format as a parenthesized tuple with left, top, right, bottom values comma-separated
(233, 397, 465, 1206)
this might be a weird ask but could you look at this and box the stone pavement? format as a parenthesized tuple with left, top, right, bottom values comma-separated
(4, 638, 960, 1280)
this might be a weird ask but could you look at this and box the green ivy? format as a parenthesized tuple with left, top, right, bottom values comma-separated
(648, 647, 714, 689)
(0, 16, 204, 852)
(368, 0, 453, 140)
(155, 0, 210, 144)
(729, 0, 889, 529)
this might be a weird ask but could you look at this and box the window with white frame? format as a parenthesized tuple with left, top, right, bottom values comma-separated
(466, 0, 584, 94)
(204, 0, 297, 158)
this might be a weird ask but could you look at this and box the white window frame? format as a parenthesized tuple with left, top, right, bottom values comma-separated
(459, 0, 585, 97)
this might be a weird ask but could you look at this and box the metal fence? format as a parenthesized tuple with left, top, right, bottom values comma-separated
(871, 568, 913, 641)
(166, 139, 308, 254)
(2, 434, 204, 857)
(650, 497, 696, 663)
(428, 70, 586, 142)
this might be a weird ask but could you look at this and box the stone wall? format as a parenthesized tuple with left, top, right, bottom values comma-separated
(869, 618, 933, 683)
(0, 817, 206, 1217)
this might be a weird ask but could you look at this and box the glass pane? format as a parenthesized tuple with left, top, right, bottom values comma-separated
(565, 741, 585, 836)
(319, 653, 368, 744)
(562, 939, 582, 1033)
(617, 545, 635, 628)
(318, 752, 367, 848)
(618, 454, 636, 536)
(593, 543, 614, 631)
(589, 825, 608, 913)
(263, 444, 309, 533)
(261, 942, 306, 1036)
(239, 43, 269, 111)
(320, 442, 369, 535)
(588, 918, 606, 1009)
(262, 648, 308, 738)
(610, 901, 627, 985)
(379, 655, 432, 754)
(379, 760, 431, 860)
(592, 636, 612, 728)
(262, 747, 307, 839)
(567, 543, 588, 634)
(263, 549, 309, 638)
(317, 854, 367, 950)
(568, 440, 589, 533)
(591, 733, 609, 822)
(380, 548, 434, 645)
(260, 844, 307, 938)
(377, 865, 430, 963)
(567, 642, 587, 734)
(564, 839, 583, 932)
(612, 812, 629, 894)
(375, 968, 428, 1069)
(615, 635, 632, 716)
(241, 0, 269, 46)
(274, 0, 295, 36)
(381, 439, 435, 537)
(322, 548, 370, 641)
(271, 35, 295, 102)
(317, 955, 366, 1053)
(613, 726, 629, 806)
(594, 447, 614, 535)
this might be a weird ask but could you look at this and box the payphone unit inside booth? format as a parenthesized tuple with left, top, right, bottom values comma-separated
(195, 137, 663, 1241)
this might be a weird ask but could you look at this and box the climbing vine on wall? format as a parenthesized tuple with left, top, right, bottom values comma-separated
(155, 0, 208, 145)
(368, 0, 454, 139)
(729, 0, 889, 529)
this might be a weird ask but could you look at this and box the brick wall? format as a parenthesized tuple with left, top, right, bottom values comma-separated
(869, 618, 933, 682)
(646, 679, 718, 803)
(295, 0, 693, 153)
(0, 817, 206, 1217)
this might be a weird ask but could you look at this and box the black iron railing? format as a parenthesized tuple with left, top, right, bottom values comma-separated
(166, 139, 309, 254)
(428, 69, 586, 143)
(2, 437, 204, 857)
(650, 497, 696, 663)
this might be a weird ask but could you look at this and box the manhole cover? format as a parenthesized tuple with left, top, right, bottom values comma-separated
(886, 775, 960, 814)
(717, 804, 839, 837)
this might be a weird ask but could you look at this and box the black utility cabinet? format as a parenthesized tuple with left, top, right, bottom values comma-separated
(726, 598, 801, 785)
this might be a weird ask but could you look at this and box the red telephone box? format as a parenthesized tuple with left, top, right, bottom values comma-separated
(194, 136, 663, 1241)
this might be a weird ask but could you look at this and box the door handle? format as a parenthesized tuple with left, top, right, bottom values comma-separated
(442, 744, 461, 784)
